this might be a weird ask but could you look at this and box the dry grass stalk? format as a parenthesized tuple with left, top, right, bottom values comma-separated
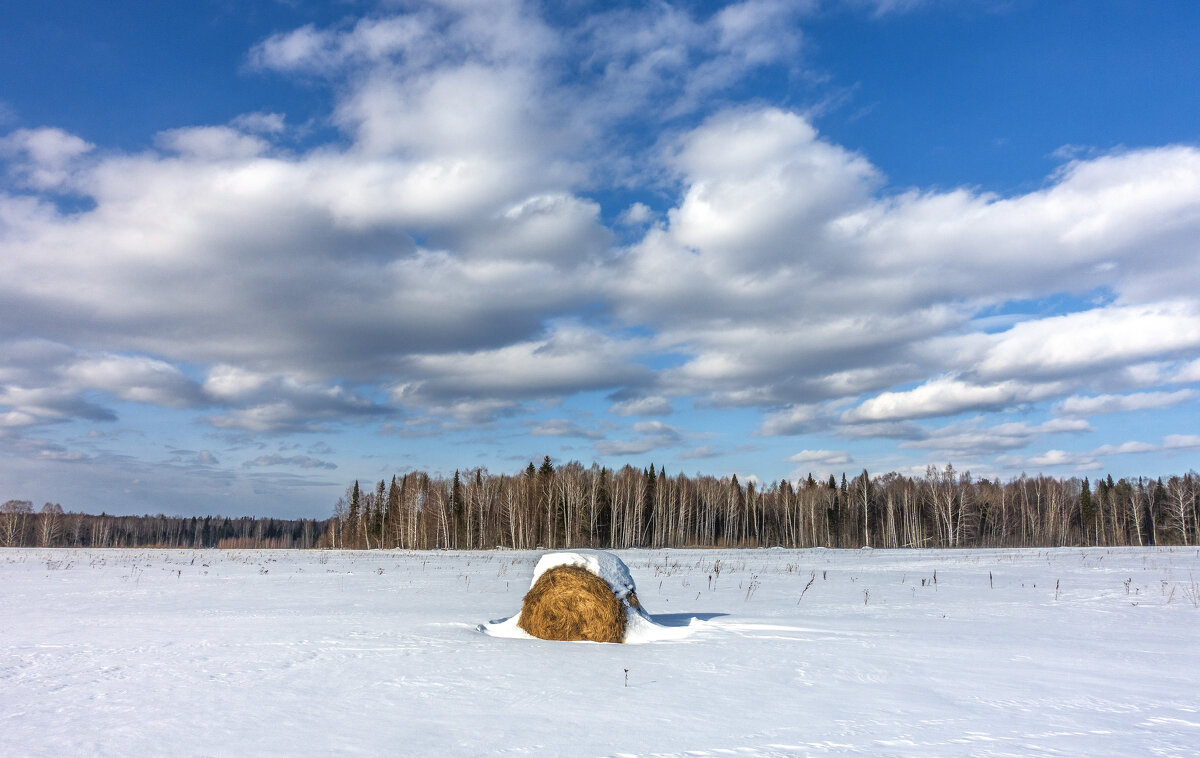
(517, 565, 628, 643)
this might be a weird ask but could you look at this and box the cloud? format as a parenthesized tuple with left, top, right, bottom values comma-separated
(678, 445, 721, 460)
(573, 1, 807, 125)
(63, 354, 203, 408)
(1171, 358, 1200, 384)
(1022, 449, 1102, 470)
(202, 366, 390, 433)
(1, 127, 92, 165)
(608, 395, 673, 417)
(0, 348, 205, 429)
(618, 203, 653, 226)
(1091, 441, 1157, 456)
(1, 127, 94, 190)
(155, 126, 270, 160)
(38, 446, 90, 463)
(607, 99, 1200, 429)
(899, 418, 1091, 457)
(530, 418, 604, 440)
(759, 404, 830, 436)
(4, 0, 1200, 508)
(1005, 433, 1200, 473)
(2, 144, 591, 379)
(836, 420, 928, 440)
(249, 6, 557, 76)
(392, 326, 651, 416)
(787, 449, 853, 466)
(1092, 435, 1200, 457)
(595, 437, 675, 457)
(834, 301, 1200, 425)
(0, 386, 115, 427)
(7, 6, 1198, 442)
(841, 377, 1065, 424)
(243, 454, 337, 470)
(1164, 434, 1200, 450)
(2, 2, 628, 404)
(249, 18, 429, 75)
(169, 449, 220, 466)
(595, 420, 685, 457)
(230, 112, 286, 135)
(669, 109, 878, 259)
(850, 0, 936, 16)
(972, 302, 1200, 382)
(1054, 389, 1197, 417)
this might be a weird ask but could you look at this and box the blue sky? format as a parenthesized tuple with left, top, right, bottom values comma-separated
(3, 0, 1200, 518)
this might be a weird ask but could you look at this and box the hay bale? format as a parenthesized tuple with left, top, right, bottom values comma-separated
(517, 564, 627, 643)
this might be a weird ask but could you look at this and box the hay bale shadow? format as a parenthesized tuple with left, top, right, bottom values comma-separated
(647, 612, 728, 627)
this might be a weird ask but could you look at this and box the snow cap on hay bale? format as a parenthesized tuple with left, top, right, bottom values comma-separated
(517, 550, 645, 643)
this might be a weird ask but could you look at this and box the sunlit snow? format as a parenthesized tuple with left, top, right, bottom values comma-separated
(3, 547, 1198, 756)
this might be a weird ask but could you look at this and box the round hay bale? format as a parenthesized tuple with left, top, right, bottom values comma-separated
(517, 564, 626, 643)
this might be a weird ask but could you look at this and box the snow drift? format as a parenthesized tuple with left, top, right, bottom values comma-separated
(482, 549, 676, 643)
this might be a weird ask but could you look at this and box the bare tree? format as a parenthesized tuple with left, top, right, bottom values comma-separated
(38, 503, 64, 547)
(2, 500, 33, 547)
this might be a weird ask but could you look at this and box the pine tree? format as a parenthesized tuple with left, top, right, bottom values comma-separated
(1151, 478, 1167, 546)
(595, 466, 612, 547)
(643, 464, 657, 546)
(451, 470, 464, 548)
(538, 456, 555, 547)
(826, 475, 839, 546)
(347, 480, 361, 549)
(1079, 477, 1094, 539)
(385, 475, 399, 548)
(372, 479, 386, 548)
(858, 468, 871, 548)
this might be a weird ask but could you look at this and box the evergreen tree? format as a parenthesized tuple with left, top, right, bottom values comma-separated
(538, 456, 555, 547)
(451, 470, 464, 548)
(1151, 478, 1168, 546)
(826, 475, 839, 545)
(643, 464, 657, 545)
(1079, 477, 1094, 537)
(372, 479, 386, 547)
(596, 466, 612, 546)
(385, 475, 399, 547)
(347, 481, 361, 549)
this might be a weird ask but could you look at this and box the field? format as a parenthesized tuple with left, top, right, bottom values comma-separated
(3, 546, 1198, 757)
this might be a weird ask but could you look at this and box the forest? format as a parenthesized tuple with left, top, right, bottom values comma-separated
(0, 504, 329, 549)
(4, 460, 1197, 550)
(322, 459, 1199, 551)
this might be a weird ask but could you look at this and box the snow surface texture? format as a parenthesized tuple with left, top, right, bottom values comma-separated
(3, 547, 1199, 757)
(482, 549, 689, 643)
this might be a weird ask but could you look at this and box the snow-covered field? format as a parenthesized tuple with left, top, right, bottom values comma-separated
(3, 547, 1198, 757)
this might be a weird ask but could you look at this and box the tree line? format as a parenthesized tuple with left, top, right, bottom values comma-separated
(6, 460, 1198, 550)
(328, 459, 1200, 551)
(0, 501, 330, 549)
